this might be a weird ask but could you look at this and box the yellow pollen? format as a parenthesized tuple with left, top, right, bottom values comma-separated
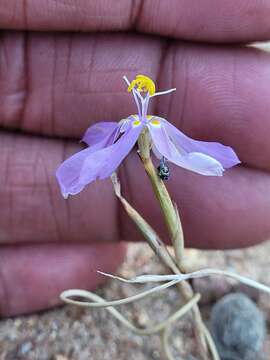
(151, 119, 161, 126)
(128, 75, 156, 96)
(146, 115, 153, 119)
(133, 120, 141, 127)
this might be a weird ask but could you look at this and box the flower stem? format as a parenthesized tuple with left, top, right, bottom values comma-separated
(137, 130, 176, 234)
(137, 130, 185, 264)
(137, 129, 217, 360)
(111, 173, 179, 274)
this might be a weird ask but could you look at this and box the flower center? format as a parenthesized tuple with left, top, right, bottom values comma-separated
(128, 75, 156, 96)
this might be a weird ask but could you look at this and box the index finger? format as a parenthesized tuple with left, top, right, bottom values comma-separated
(1, 0, 270, 43)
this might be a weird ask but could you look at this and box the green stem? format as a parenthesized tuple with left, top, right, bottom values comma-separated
(137, 129, 185, 266)
(137, 129, 214, 360)
(137, 130, 177, 236)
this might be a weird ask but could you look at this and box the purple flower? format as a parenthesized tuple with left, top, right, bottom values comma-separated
(56, 75, 240, 198)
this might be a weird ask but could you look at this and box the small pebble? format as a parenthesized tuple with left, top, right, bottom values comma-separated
(54, 355, 69, 360)
(151, 349, 161, 359)
(133, 310, 149, 328)
(20, 341, 33, 355)
(210, 293, 266, 360)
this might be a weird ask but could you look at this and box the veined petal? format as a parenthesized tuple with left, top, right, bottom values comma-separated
(159, 118, 240, 169)
(56, 147, 96, 198)
(178, 152, 224, 176)
(56, 122, 142, 198)
(80, 123, 142, 184)
(82, 122, 119, 149)
(148, 122, 224, 176)
(151, 143, 163, 160)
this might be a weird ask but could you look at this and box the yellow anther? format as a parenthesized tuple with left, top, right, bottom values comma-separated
(128, 75, 156, 96)
(130, 114, 139, 120)
(146, 115, 153, 119)
(150, 119, 161, 126)
(132, 120, 141, 127)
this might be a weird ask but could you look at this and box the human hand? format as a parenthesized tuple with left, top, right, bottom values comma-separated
(1, 1, 270, 316)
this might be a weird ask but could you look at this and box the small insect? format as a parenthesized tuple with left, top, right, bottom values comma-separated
(157, 157, 170, 180)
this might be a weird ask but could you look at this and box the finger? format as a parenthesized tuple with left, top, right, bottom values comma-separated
(122, 151, 270, 250)
(1, 0, 270, 42)
(0, 133, 118, 245)
(1, 32, 270, 171)
(0, 242, 126, 316)
(1, 132, 270, 250)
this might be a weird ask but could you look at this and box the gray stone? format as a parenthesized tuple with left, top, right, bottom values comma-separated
(20, 341, 33, 354)
(210, 293, 266, 360)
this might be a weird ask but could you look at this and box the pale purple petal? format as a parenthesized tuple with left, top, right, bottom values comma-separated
(151, 143, 163, 159)
(80, 124, 142, 182)
(148, 123, 224, 176)
(82, 122, 119, 148)
(159, 118, 240, 169)
(56, 123, 142, 197)
(56, 147, 95, 198)
(178, 152, 224, 176)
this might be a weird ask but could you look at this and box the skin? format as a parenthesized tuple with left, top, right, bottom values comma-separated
(1, 0, 270, 316)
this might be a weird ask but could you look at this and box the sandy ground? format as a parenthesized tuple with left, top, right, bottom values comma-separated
(1, 241, 270, 360)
